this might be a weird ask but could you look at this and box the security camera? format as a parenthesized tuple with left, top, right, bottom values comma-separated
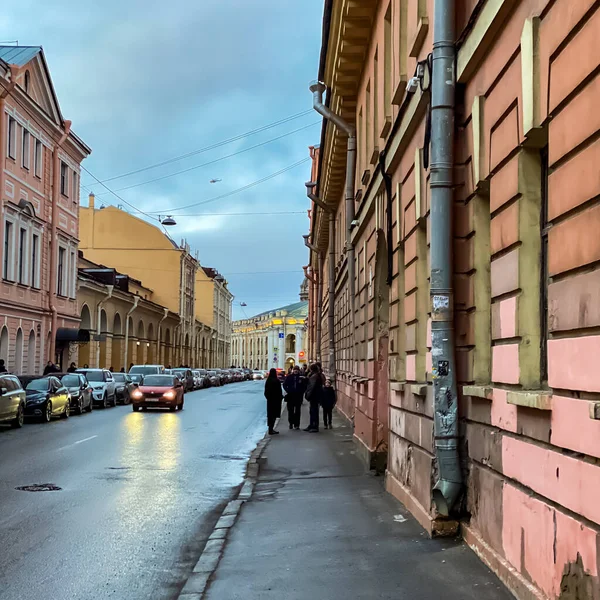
(406, 76, 419, 94)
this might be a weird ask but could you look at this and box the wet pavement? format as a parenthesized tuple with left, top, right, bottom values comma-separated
(0, 380, 267, 600)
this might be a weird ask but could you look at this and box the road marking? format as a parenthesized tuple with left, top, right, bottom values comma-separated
(57, 435, 98, 451)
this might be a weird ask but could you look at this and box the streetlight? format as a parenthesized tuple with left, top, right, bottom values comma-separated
(159, 215, 177, 226)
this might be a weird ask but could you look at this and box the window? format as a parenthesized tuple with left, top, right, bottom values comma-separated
(18, 228, 26, 284)
(24, 70, 30, 94)
(22, 129, 30, 169)
(7, 117, 16, 159)
(72, 171, 78, 203)
(540, 146, 549, 383)
(34, 140, 42, 178)
(384, 6, 392, 113)
(70, 251, 76, 297)
(31, 234, 39, 288)
(60, 162, 68, 197)
(57, 247, 66, 295)
(3, 221, 12, 280)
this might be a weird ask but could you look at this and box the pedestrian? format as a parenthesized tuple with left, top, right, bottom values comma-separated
(304, 363, 323, 432)
(83, 363, 89, 369)
(67, 362, 77, 373)
(109, 366, 114, 372)
(283, 366, 304, 430)
(129, 363, 134, 371)
(43, 361, 58, 375)
(322, 378, 336, 429)
(0, 359, 6, 373)
(264, 368, 282, 435)
(120, 367, 125, 373)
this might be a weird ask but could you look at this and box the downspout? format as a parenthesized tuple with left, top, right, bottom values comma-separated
(123, 296, 139, 371)
(379, 153, 394, 286)
(430, 0, 462, 515)
(49, 120, 72, 363)
(157, 308, 168, 365)
(309, 82, 356, 370)
(303, 235, 323, 364)
(95, 285, 114, 367)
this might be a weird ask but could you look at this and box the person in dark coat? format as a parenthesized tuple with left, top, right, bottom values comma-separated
(304, 363, 323, 432)
(0, 359, 7, 373)
(264, 368, 283, 435)
(283, 366, 304, 430)
(322, 378, 337, 429)
(43, 361, 59, 375)
(67, 362, 77, 373)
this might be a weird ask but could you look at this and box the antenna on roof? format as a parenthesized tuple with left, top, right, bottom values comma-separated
(0, 41, 19, 45)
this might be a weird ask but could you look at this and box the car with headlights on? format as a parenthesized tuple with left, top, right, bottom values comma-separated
(252, 370, 264, 380)
(19, 376, 70, 422)
(112, 372, 135, 404)
(0, 375, 26, 428)
(76, 368, 116, 408)
(131, 374, 184, 411)
(58, 373, 93, 414)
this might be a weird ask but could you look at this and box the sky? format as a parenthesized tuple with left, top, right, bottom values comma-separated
(0, 0, 324, 320)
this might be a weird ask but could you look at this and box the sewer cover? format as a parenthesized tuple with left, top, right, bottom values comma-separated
(16, 483, 62, 492)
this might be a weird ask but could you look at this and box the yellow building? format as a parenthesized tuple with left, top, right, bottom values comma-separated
(79, 194, 232, 367)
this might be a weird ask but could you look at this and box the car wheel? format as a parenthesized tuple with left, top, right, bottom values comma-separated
(132, 405, 140, 412)
(102, 393, 108, 409)
(12, 404, 24, 428)
(77, 399, 84, 416)
(123, 391, 130, 405)
(43, 402, 52, 423)
(87, 398, 93, 413)
(61, 402, 70, 419)
(110, 392, 117, 407)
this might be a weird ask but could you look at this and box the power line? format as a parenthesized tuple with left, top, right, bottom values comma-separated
(130, 211, 305, 217)
(95, 122, 319, 196)
(87, 109, 314, 186)
(148, 157, 311, 214)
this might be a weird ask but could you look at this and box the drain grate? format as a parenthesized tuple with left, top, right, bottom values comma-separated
(16, 483, 62, 492)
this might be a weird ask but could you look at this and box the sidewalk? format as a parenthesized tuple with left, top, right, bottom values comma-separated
(204, 407, 513, 600)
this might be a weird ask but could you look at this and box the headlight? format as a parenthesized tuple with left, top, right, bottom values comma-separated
(131, 389, 143, 399)
(163, 390, 176, 400)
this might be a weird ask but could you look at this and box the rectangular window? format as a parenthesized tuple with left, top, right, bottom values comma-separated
(540, 146, 549, 383)
(366, 81, 371, 162)
(72, 171, 78, 203)
(22, 129, 30, 169)
(7, 117, 16, 159)
(57, 247, 65, 296)
(31, 234, 39, 288)
(60, 162, 68, 197)
(70, 251, 76, 297)
(34, 140, 42, 178)
(373, 48, 379, 151)
(384, 6, 392, 112)
(3, 221, 12, 280)
(18, 228, 26, 284)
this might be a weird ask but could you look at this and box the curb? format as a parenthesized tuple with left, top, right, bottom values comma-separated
(177, 433, 271, 599)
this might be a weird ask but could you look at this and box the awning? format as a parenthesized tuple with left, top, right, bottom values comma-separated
(56, 328, 91, 343)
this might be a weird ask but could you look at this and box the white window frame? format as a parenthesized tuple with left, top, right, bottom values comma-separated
(2, 217, 15, 281)
(60, 161, 68, 197)
(22, 129, 30, 170)
(69, 250, 76, 298)
(34, 139, 42, 178)
(57, 246, 66, 296)
(7, 117, 16, 159)
(72, 171, 78, 204)
(17, 227, 27, 285)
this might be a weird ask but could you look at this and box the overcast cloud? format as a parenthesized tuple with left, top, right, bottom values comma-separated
(1, 0, 324, 320)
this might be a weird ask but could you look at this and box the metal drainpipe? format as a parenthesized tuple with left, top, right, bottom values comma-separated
(95, 285, 114, 367)
(303, 235, 323, 364)
(303, 265, 317, 362)
(123, 296, 139, 372)
(157, 308, 168, 364)
(309, 82, 356, 374)
(430, 0, 462, 516)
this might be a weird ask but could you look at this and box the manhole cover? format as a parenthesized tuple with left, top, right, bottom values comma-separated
(16, 483, 62, 492)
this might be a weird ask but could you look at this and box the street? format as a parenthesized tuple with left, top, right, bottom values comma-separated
(0, 381, 266, 600)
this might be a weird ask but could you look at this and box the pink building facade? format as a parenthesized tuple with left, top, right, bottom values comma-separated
(0, 47, 90, 373)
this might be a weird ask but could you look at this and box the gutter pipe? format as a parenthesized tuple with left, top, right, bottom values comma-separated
(303, 265, 317, 362)
(95, 285, 114, 367)
(309, 81, 356, 373)
(430, 0, 462, 515)
(123, 296, 140, 372)
(303, 236, 323, 364)
(157, 308, 168, 364)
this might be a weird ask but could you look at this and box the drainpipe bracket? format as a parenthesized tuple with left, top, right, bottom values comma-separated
(462, 385, 493, 401)
(410, 384, 428, 397)
(506, 390, 552, 411)
(390, 382, 405, 392)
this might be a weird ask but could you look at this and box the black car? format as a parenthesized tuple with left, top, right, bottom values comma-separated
(19, 376, 70, 423)
(112, 372, 136, 405)
(58, 373, 93, 414)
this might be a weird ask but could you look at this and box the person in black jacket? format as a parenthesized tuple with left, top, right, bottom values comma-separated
(322, 378, 337, 429)
(264, 368, 283, 435)
(304, 363, 323, 432)
(283, 366, 304, 430)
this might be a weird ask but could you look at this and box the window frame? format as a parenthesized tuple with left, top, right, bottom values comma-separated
(60, 161, 68, 197)
(31, 233, 39, 289)
(57, 246, 66, 296)
(3, 220, 14, 281)
(34, 139, 42, 179)
(18, 227, 27, 285)
(7, 117, 16, 160)
(22, 129, 30, 170)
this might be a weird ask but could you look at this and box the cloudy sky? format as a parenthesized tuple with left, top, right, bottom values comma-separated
(0, 0, 324, 320)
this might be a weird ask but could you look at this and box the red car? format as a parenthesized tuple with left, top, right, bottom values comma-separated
(130, 374, 184, 412)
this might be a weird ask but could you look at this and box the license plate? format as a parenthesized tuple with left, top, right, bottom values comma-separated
(146, 398, 159, 402)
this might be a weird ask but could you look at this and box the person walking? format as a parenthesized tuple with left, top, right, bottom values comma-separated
(283, 366, 304, 430)
(43, 361, 59, 375)
(264, 368, 283, 435)
(304, 363, 323, 432)
(67, 362, 77, 373)
(322, 378, 337, 429)
(0, 359, 6, 373)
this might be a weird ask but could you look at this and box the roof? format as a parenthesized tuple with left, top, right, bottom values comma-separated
(0, 46, 41, 66)
(249, 301, 308, 320)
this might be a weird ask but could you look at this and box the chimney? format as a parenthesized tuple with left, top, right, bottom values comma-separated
(88, 192, 95, 209)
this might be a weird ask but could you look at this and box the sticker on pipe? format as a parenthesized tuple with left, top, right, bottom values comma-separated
(432, 295, 449, 310)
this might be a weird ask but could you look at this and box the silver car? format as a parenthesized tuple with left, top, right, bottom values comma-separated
(76, 369, 116, 408)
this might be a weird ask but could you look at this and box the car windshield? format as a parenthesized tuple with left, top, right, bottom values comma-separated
(61, 375, 81, 387)
(112, 373, 126, 382)
(198, 370, 207, 375)
(208, 371, 217, 376)
(172, 369, 187, 375)
(79, 370, 104, 382)
(26, 379, 50, 391)
(129, 366, 159, 375)
(143, 375, 175, 387)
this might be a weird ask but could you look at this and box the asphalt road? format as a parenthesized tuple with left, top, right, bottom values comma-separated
(0, 380, 267, 600)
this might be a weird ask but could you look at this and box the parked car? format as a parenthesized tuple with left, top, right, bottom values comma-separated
(0, 374, 26, 428)
(131, 374, 184, 412)
(215, 369, 229, 385)
(243, 368, 253, 380)
(76, 368, 116, 408)
(58, 373, 93, 414)
(112, 372, 136, 405)
(128, 364, 165, 385)
(197, 369, 211, 387)
(252, 370, 264, 380)
(19, 376, 70, 422)
(172, 368, 194, 393)
(192, 370, 205, 390)
(207, 370, 221, 386)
